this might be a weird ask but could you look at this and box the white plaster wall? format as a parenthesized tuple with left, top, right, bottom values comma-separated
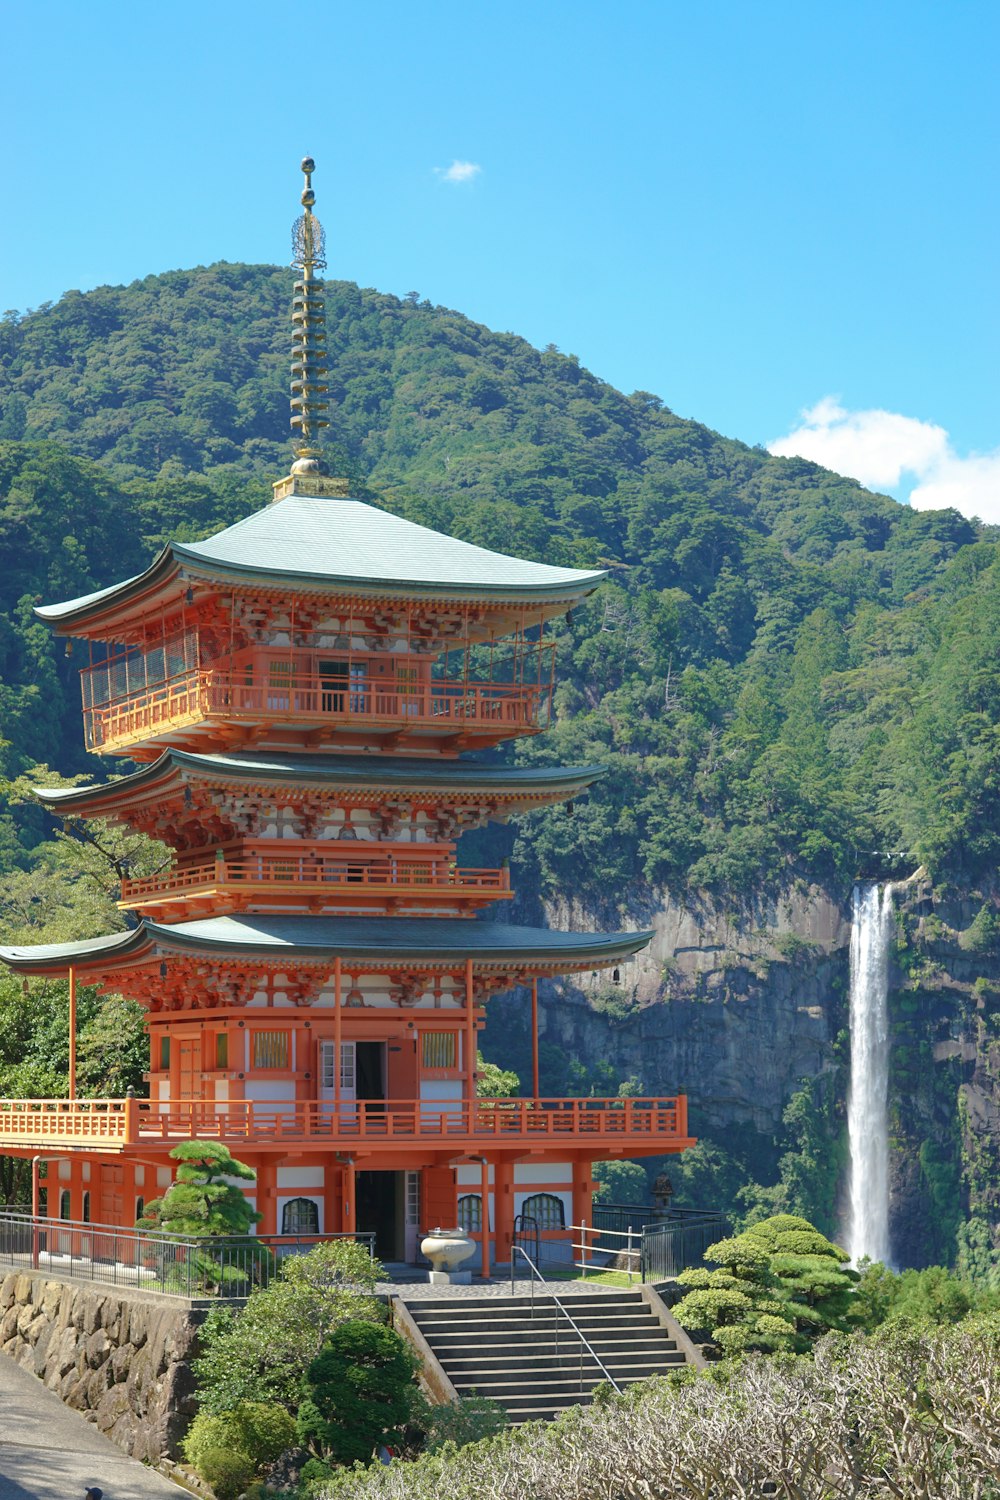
(277, 1167, 325, 1190)
(243, 1080, 296, 1108)
(515, 1163, 573, 1185)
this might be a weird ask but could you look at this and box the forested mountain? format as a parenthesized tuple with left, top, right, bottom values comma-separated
(0, 265, 993, 896)
(2, 265, 999, 1270)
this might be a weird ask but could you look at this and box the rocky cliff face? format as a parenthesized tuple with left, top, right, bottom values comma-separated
(483, 875, 1000, 1273)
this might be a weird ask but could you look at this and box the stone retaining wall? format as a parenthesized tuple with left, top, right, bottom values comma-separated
(0, 1270, 204, 1463)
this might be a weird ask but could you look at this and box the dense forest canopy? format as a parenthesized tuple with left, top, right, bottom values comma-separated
(0, 263, 994, 906)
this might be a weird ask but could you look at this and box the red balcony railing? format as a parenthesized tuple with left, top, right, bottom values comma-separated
(119, 853, 511, 908)
(81, 667, 546, 753)
(0, 1096, 690, 1152)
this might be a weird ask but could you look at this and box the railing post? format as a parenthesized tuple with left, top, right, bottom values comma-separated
(124, 1086, 139, 1144)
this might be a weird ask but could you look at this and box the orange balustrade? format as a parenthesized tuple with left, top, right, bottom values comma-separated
(0, 1096, 690, 1151)
(81, 666, 546, 753)
(119, 854, 511, 907)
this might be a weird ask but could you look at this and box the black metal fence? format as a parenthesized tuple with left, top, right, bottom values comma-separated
(640, 1212, 728, 1282)
(0, 1210, 375, 1301)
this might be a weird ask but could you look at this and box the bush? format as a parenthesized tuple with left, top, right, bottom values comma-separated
(414, 1393, 508, 1453)
(193, 1238, 383, 1413)
(312, 1318, 1000, 1499)
(183, 1402, 297, 1473)
(298, 1320, 418, 1467)
(197, 1447, 255, 1500)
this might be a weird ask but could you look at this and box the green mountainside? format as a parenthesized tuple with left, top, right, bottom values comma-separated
(2, 265, 999, 1265)
(1, 263, 995, 896)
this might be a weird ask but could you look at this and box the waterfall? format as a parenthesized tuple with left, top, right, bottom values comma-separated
(846, 881, 893, 1266)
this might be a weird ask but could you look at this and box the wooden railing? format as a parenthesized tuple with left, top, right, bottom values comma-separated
(0, 1096, 689, 1150)
(81, 667, 546, 752)
(119, 854, 511, 906)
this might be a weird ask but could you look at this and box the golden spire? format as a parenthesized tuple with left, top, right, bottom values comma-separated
(274, 157, 349, 500)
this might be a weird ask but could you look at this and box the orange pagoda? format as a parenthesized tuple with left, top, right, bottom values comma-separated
(0, 160, 693, 1269)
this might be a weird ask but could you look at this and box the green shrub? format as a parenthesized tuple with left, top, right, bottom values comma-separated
(193, 1238, 383, 1413)
(414, 1393, 508, 1453)
(196, 1447, 255, 1500)
(298, 1320, 418, 1467)
(183, 1402, 297, 1473)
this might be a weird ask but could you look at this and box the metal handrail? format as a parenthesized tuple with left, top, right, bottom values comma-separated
(509, 1244, 621, 1393)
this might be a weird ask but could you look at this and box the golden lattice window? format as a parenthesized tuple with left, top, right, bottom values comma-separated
(421, 1032, 457, 1069)
(253, 1031, 290, 1069)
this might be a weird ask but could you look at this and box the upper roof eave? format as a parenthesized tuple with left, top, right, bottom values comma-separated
(34, 493, 608, 633)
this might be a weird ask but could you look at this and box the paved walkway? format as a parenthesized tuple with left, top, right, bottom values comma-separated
(0, 1355, 182, 1500)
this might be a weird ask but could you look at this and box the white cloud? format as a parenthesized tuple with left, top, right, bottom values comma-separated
(434, 160, 482, 185)
(769, 397, 1000, 523)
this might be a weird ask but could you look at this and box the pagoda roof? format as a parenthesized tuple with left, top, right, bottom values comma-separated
(34, 750, 605, 815)
(36, 492, 605, 630)
(0, 915, 651, 975)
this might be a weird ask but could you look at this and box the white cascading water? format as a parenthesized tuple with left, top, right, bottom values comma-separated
(846, 881, 893, 1266)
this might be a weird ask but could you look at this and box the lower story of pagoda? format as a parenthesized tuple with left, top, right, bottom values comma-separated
(0, 1122, 691, 1266)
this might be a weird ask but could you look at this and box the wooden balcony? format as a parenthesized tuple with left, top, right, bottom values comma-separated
(118, 853, 512, 918)
(81, 667, 547, 757)
(0, 1096, 691, 1156)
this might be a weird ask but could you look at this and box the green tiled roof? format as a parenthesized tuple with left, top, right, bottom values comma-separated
(34, 750, 605, 811)
(0, 915, 651, 971)
(37, 492, 606, 625)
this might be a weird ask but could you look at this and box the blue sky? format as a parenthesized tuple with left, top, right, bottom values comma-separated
(2, 0, 997, 514)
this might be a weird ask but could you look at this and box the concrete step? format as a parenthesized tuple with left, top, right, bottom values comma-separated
(423, 1324, 672, 1348)
(438, 1345, 678, 1372)
(398, 1284, 693, 1425)
(413, 1308, 665, 1332)
(410, 1293, 645, 1317)
(410, 1308, 653, 1332)
(450, 1365, 682, 1399)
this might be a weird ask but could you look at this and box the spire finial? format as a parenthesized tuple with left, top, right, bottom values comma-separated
(273, 158, 351, 501)
(289, 155, 330, 474)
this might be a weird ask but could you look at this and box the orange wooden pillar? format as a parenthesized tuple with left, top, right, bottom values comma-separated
(571, 1159, 595, 1236)
(464, 958, 476, 1101)
(342, 1158, 356, 1235)
(68, 966, 77, 1100)
(494, 1158, 514, 1265)
(333, 957, 342, 1112)
(480, 1156, 491, 1278)
(256, 1159, 277, 1236)
(530, 978, 540, 1099)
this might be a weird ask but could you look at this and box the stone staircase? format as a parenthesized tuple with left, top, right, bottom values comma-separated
(400, 1288, 692, 1423)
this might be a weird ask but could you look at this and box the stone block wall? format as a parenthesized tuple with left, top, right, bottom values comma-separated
(0, 1270, 204, 1462)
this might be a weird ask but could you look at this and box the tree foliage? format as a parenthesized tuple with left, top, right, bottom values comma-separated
(0, 270, 993, 902)
(297, 1320, 418, 1468)
(673, 1213, 857, 1353)
(193, 1237, 384, 1413)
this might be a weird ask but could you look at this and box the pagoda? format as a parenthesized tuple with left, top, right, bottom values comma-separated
(0, 161, 692, 1268)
